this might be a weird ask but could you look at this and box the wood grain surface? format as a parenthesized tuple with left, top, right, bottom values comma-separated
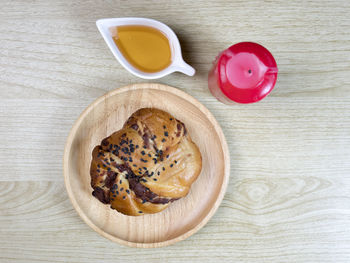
(1, 0, 350, 262)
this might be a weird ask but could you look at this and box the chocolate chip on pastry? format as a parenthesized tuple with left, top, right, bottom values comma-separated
(90, 108, 202, 216)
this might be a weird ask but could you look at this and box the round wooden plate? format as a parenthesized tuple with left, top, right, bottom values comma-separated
(63, 83, 230, 248)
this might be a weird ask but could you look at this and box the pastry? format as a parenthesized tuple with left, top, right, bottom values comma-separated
(90, 108, 202, 216)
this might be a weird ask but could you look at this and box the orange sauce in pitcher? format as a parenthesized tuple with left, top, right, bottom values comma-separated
(110, 25, 172, 73)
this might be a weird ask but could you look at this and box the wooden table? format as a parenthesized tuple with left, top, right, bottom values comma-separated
(1, 0, 350, 262)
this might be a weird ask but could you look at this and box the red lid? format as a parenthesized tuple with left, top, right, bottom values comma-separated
(217, 42, 278, 104)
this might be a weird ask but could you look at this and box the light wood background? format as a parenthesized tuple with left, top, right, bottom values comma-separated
(1, 0, 350, 262)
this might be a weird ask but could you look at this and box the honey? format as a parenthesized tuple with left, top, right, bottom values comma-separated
(110, 25, 172, 73)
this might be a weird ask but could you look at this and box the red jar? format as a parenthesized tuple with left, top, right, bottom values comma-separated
(208, 42, 278, 104)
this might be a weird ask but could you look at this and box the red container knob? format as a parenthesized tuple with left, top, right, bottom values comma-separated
(208, 42, 278, 104)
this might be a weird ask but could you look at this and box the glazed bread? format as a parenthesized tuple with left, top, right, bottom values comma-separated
(90, 108, 202, 216)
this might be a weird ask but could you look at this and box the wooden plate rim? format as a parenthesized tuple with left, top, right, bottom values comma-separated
(63, 83, 230, 248)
